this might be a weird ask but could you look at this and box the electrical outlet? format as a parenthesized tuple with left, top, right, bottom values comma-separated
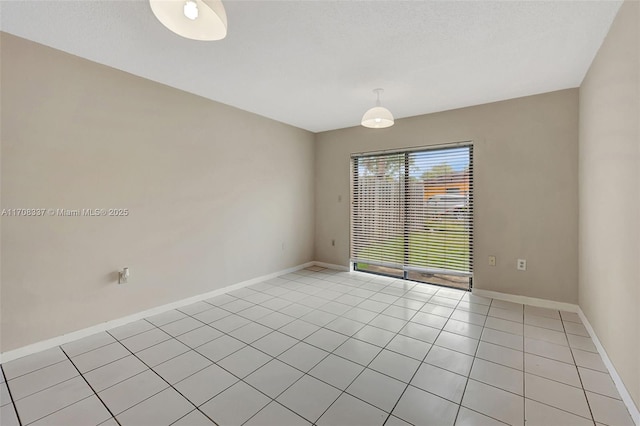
(331, 239, 335, 246)
(338, 195, 342, 202)
(488, 255, 496, 266)
(517, 259, 527, 271)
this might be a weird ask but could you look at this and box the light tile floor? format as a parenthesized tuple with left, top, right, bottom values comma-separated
(0, 267, 635, 426)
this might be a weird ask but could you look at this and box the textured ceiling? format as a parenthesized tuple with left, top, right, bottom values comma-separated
(0, 0, 622, 132)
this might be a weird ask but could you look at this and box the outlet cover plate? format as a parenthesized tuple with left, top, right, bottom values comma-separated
(517, 259, 527, 271)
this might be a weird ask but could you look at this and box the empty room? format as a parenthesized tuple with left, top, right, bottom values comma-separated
(0, 1, 638, 425)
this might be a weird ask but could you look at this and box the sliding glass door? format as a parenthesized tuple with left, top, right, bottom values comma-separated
(351, 144, 473, 290)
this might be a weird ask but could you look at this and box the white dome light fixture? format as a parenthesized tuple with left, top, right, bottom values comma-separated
(361, 88, 394, 129)
(150, 0, 228, 41)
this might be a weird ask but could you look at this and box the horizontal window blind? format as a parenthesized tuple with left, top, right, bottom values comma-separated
(352, 153, 406, 269)
(351, 144, 473, 285)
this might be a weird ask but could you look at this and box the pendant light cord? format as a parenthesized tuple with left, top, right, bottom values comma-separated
(374, 88, 383, 107)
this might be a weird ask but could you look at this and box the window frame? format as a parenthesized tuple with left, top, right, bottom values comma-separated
(349, 141, 474, 290)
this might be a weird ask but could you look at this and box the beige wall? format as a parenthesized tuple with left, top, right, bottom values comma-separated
(315, 90, 579, 303)
(0, 33, 315, 352)
(579, 0, 639, 408)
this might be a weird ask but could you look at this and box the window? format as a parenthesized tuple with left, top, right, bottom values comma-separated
(351, 143, 473, 290)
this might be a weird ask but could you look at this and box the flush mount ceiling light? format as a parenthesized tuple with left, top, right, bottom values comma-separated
(361, 88, 394, 129)
(149, 0, 227, 41)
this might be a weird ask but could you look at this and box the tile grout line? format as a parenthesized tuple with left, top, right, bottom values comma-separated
(1, 331, 170, 386)
(383, 299, 441, 425)
(380, 289, 465, 426)
(561, 315, 597, 425)
(242, 292, 417, 416)
(269, 281, 421, 424)
(484, 302, 598, 424)
(53, 333, 194, 398)
(470, 301, 588, 425)
(450, 295, 491, 426)
(1, 358, 69, 383)
(103, 328, 221, 426)
(307, 298, 418, 424)
(2, 366, 24, 426)
(481, 303, 600, 425)
(439, 299, 594, 424)
(522, 307, 599, 424)
(224, 276, 420, 424)
(167, 408, 211, 426)
(122, 302, 342, 425)
(21, 392, 99, 426)
(121, 332, 213, 395)
(188, 322, 335, 423)
(478, 309, 603, 368)
(6, 375, 87, 415)
(235, 301, 386, 424)
(261, 278, 513, 425)
(59, 346, 122, 426)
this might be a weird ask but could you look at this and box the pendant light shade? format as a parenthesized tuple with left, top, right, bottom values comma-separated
(361, 88, 394, 129)
(150, 0, 228, 41)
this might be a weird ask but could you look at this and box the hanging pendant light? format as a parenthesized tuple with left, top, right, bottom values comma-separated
(361, 88, 394, 129)
(150, 0, 228, 41)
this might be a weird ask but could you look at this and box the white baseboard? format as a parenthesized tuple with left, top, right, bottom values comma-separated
(578, 308, 640, 426)
(471, 288, 580, 313)
(0, 261, 315, 364)
(313, 261, 350, 271)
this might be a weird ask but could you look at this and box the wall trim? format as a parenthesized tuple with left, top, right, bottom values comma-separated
(577, 308, 640, 426)
(0, 261, 315, 364)
(472, 288, 580, 313)
(313, 261, 350, 271)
